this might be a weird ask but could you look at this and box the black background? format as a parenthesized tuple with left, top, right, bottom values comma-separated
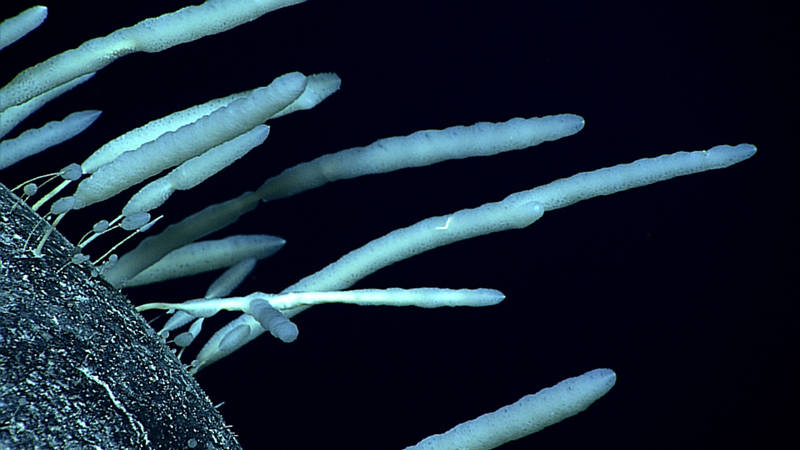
(1, 1, 797, 448)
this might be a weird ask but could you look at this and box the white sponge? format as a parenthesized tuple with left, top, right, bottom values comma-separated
(406, 368, 617, 449)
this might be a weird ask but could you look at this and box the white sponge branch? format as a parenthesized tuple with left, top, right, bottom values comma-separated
(405, 368, 617, 450)
(507, 143, 757, 211)
(284, 199, 545, 294)
(0, 0, 306, 112)
(0, 110, 102, 170)
(125, 234, 285, 287)
(256, 114, 584, 202)
(269, 72, 342, 119)
(205, 257, 258, 299)
(137, 287, 505, 316)
(268, 287, 505, 309)
(0, 73, 95, 142)
(0, 5, 47, 51)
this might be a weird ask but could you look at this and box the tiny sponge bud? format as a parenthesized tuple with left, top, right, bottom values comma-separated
(121, 212, 151, 230)
(60, 163, 82, 180)
(174, 331, 195, 348)
(93, 220, 110, 233)
(50, 197, 75, 215)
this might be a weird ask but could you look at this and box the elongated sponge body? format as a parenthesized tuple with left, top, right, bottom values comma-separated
(0, 0, 306, 112)
(0, 6, 47, 51)
(0, 110, 101, 170)
(256, 114, 584, 201)
(126, 234, 285, 287)
(68, 72, 306, 210)
(284, 200, 546, 294)
(137, 288, 505, 316)
(509, 144, 757, 211)
(121, 125, 269, 216)
(405, 368, 616, 449)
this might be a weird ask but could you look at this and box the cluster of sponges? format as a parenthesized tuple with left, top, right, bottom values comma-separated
(0, 3, 758, 448)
